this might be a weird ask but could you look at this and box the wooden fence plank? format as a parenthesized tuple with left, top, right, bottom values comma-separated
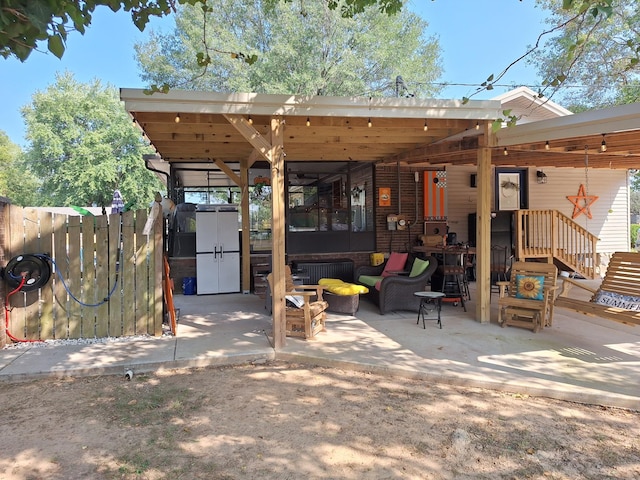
(108, 214, 123, 337)
(94, 215, 109, 338)
(134, 209, 149, 335)
(80, 214, 97, 338)
(151, 213, 163, 336)
(39, 212, 54, 339)
(67, 216, 82, 339)
(53, 213, 69, 338)
(122, 211, 136, 336)
(7, 206, 26, 340)
(22, 208, 40, 340)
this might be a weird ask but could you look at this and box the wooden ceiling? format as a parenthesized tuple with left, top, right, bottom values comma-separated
(123, 89, 640, 187)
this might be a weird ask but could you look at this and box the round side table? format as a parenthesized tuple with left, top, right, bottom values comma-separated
(414, 291, 445, 329)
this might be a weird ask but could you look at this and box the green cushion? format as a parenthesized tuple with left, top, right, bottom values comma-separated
(515, 275, 545, 301)
(358, 275, 383, 287)
(409, 258, 430, 277)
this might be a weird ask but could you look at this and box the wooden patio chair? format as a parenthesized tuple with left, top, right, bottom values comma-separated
(497, 261, 558, 333)
(266, 266, 328, 340)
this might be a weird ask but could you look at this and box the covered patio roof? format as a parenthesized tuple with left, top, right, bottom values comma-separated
(122, 89, 640, 186)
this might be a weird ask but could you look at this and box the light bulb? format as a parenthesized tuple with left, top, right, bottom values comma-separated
(503, 147, 508, 156)
(601, 135, 607, 152)
(248, 115, 253, 125)
(545, 141, 550, 150)
(306, 117, 310, 127)
(423, 120, 428, 132)
(367, 118, 372, 128)
(174, 113, 180, 123)
(475, 121, 480, 130)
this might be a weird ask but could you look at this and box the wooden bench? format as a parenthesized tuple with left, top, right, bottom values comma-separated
(555, 251, 640, 327)
(497, 261, 558, 333)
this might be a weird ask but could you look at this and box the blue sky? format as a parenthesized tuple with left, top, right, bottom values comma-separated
(0, 1, 548, 147)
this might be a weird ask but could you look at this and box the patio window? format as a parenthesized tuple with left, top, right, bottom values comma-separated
(286, 162, 375, 254)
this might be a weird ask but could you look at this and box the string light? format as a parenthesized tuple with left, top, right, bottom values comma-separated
(601, 134, 607, 152)
(174, 113, 180, 123)
(475, 121, 480, 130)
(503, 147, 508, 156)
(248, 115, 253, 125)
(545, 141, 550, 150)
(306, 117, 311, 127)
(423, 120, 428, 132)
(367, 118, 372, 128)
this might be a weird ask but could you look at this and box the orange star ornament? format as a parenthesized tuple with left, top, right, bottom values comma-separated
(567, 184, 598, 219)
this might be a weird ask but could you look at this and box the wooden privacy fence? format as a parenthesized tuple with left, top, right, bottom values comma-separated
(4, 206, 163, 341)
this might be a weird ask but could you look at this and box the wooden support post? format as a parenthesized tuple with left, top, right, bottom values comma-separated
(476, 122, 494, 324)
(269, 117, 286, 349)
(240, 159, 251, 294)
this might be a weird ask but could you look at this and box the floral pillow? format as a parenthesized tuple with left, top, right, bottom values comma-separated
(515, 275, 545, 301)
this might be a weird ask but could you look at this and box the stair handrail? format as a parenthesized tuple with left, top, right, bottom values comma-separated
(515, 209, 598, 279)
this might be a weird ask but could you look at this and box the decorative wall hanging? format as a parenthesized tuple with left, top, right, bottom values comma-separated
(379, 187, 391, 206)
(567, 184, 598, 219)
(423, 170, 447, 221)
(497, 172, 520, 211)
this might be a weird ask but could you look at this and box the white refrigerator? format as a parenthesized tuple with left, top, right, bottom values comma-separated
(196, 206, 240, 294)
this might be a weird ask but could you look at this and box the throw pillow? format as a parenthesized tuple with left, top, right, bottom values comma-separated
(358, 275, 383, 287)
(382, 252, 408, 277)
(409, 258, 430, 278)
(285, 295, 305, 308)
(593, 290, 640, 311)
(515, 275, 545, 301)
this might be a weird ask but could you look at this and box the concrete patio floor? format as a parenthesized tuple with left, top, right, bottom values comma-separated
(1, 283, 639, 410)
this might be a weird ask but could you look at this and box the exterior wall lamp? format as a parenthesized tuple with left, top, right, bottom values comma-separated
(536, 170, 548, 184)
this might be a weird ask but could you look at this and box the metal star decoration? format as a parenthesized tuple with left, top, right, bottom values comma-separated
(567, 184, 598, 219)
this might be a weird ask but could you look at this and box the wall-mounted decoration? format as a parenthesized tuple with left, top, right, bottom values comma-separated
(567, 184, 598, 219)
(423, 170, 447, 221)
(379, 187, 391, 206)
(497, 172, 520, 211)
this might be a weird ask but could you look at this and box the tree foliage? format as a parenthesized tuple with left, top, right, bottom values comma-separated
(0, 130, 39, 206)
(21, 72, 164, 208)
(0, 0, 401, 62)
(135, 0, 442, 97)
(527, 0, 640, 108)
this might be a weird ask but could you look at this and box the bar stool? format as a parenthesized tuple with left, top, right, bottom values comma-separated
(414, 291, 445, 328)
(436, 248, 467, 312)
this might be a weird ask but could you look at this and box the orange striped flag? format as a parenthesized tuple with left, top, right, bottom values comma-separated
(423, 170, 447, 221)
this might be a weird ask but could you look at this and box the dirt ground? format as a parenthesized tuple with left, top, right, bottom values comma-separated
(0, 361, 639, 480)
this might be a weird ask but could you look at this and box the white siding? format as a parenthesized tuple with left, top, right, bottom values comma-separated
(443, 166, 630, 255)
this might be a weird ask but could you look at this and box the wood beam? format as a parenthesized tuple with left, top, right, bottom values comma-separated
(476, 122, 494, 325)
(213, 159, 241, 186)
(223, 113, 272, 163)
(240, 159, 251, 294)
(269, 117, 286, 349)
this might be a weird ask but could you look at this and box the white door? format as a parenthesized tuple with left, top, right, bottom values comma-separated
(196, 253, 219, 294)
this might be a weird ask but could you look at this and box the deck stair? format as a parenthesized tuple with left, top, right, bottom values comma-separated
(514, 209, 599, 280)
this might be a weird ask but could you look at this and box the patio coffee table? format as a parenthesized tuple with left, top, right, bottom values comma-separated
(414, 291, 445, 329)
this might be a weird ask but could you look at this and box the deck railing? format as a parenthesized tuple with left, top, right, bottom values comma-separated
(514, 209, 598, 279)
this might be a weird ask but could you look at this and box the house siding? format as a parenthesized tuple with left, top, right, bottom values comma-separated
(430, 166, 630, 257)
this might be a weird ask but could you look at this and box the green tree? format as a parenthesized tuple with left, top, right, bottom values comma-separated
(135, 0, 441, 97)
(528, 0, 639, 108)
(0, 130, 39, 206)
(0, 0, 402, 61)
(21, 72, 164, 208)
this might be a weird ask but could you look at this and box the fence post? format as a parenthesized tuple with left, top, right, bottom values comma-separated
(0, 197, 11, 348)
